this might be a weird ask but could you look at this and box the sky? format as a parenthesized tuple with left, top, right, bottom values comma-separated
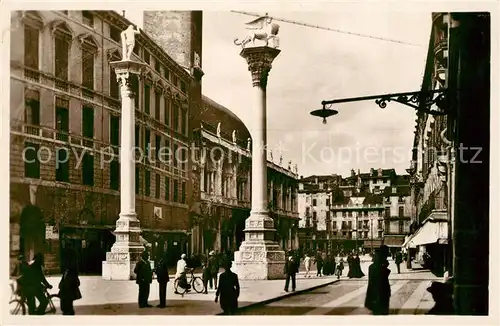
(125, 9, 431, 178)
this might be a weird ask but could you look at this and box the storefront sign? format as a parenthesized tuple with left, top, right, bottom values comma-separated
(45, 225, 59, 240)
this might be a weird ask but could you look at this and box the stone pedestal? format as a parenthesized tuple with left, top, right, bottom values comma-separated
(233, 46, 286, 280)
(102, 60, 146, 280)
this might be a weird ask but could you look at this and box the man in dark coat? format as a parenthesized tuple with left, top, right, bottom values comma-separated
(215, 260, 240, 315)
(395, 251, 403, 274)
(25, 253, 52, 315)
(154, 252, 170, 308)
(58, 255, 81, 315)
(364, 246, 391, 315)
(207, 251, 219, 290)
(284, 255, 299, 292)
(315, 253, 324, 277)
(134, 251, 153, 308)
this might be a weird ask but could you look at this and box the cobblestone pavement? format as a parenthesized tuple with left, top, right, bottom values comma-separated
(237, 278, 436, 315)
(238, 260, 440, 315)
(38, 271, 340, 315)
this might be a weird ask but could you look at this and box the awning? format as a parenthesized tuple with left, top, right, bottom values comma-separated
(402, 234, 417, 249)
(383, 235, 405, 247)
(363, 239, 383, 248)
(406, 220, 448, 247)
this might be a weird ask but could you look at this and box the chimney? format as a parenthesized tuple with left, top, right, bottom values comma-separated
(351, 169, 355, 177)
(370, 168, 374, 175)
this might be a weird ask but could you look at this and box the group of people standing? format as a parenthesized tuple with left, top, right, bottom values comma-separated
(133, 249, 241, 315)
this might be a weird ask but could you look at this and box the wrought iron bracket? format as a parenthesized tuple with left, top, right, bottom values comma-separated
(315, 89, 449, 123)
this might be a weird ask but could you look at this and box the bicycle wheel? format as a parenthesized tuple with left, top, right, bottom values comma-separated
(46, 294, 59, 314)
(174, 279, 187, 295)
(9, 299, 26, 315)
(192, 277, 204, 293)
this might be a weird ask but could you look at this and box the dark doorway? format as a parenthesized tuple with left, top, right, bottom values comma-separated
(20, 205, 45, 262)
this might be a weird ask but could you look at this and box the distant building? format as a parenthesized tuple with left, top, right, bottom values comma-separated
(190, 96, 300, 256)
(298, 169, 411, 254)
(404, 13, 452, 274)
(9, 10, 195, 274)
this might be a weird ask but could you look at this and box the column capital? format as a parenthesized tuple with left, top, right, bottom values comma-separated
(240, 46, 281, 89)
(110, 59, 147, 97)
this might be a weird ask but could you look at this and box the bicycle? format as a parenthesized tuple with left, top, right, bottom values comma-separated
(173, 268, 204, 296)
(9, 282, 59, 315)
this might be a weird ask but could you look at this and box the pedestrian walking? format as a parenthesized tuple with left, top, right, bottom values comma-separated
(154, 251, 170, 308)
(134, 250, 153, 308)
(336, 257, 344, 279)
(284, 254, 298, 292)
(303, 253, 312, 278)
(215, 260, 240, 315)
(364, 245, 391, 315)
(395, 251, 403, 274)
(58, 255, 81, 315)
(315, 252, 324, 277)
(202, 259, 211, 294)
(207, 251, 219, 290)
(347, 253, 354, 278)
(25, 253, 52, 315)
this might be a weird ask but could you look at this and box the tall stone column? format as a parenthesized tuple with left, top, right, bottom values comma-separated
(102, 60, 146, 280)
(233, 46, 285, 280)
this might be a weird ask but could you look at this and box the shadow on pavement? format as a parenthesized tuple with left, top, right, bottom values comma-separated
(236, 305, 433, 315)
(70, 298, 254, 315)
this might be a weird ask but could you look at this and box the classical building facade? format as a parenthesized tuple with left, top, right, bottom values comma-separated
(404, 13, 452, 275)
(189, 96, 300, 257)
(298, 169, 411, 254)
(9, 10, 195, 274)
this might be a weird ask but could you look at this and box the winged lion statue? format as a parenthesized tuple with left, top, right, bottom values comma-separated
(234, 14, 280, 49)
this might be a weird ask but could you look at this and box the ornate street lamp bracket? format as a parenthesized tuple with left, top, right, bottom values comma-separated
(312, 89, 449, 124)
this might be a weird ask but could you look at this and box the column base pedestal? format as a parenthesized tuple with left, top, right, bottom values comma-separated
(102, 215, 143, 280)
(232, 212, 286, 280)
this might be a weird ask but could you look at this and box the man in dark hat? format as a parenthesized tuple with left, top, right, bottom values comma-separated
(426, 281, 454, 315)
(134, 250, 153, 308)
(364, 246, 391, 315)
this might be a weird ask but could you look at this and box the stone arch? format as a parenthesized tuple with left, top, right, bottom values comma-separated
(50, 19, 73, 38)
(20, 204, 45, 261)
(78, 207, 95, 225)
(78, 33, 99, 52)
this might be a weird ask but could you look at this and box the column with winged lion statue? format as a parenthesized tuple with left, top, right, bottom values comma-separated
(234, 13, 280, 49)
(232, 13, 285, 280)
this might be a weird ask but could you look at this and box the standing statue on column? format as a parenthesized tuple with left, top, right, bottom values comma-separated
(121, 25, 140, 61)
(270, 150, 274, 162)
(217, 122, 221, 138)
(247, 138, 251, 151)
(234, 13, 280, 49)
(279, 155, 283, 166)
(232, 130, 237, 144)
